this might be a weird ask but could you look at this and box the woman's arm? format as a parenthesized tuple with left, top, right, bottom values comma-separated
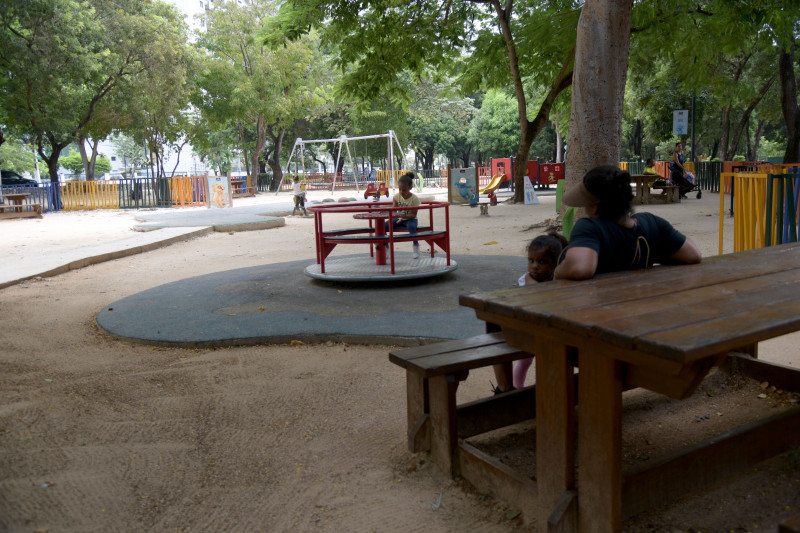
(672, 151, 685, 172)
(666, 237, 702, 264)
(554, 247, 599, 280)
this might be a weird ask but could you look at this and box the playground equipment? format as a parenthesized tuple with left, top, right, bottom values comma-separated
(306, 200, 456, 281)
(449, 167, 480, 205)
(280, 131, 410, 196)
(539, 162, 565, 186)
(364, 181, 389, 200)
(479, 174, 506, 205)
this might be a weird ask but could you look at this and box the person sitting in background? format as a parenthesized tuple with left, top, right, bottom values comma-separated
(643, 159, 658, 175)
(670, 142, 697, 199)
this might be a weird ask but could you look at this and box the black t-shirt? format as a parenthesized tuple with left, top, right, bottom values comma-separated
(564, 213, 686, 274)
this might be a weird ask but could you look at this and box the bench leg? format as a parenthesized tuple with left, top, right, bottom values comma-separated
(429, 371, 467, 477)
(406, 371, 430, 453)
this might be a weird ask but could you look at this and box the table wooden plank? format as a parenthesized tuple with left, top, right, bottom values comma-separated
(637, 300, 800, 360)
(546, 269, 800, 351)
(563, 268, 800, 330)
(460, 243, 800, 320)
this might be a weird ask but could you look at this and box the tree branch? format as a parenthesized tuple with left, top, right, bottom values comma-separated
(631, 5, 713, 33)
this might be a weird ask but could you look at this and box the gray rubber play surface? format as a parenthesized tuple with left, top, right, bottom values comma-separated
(97, 254, 526, 346)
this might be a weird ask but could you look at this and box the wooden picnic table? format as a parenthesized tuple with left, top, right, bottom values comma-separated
(460, 243, 800, 532)
(0, 192, 42, 219)
(2, 192, 31, 212)
(631, 174, 679, 205)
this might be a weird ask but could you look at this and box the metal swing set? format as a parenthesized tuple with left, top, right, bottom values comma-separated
(277, 130, 409, 195)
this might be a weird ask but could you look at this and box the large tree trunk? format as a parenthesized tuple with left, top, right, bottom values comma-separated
(417, 148, 434, 171)
(238, 122, 251, 179)
(461, 147, 471, 167)
(38, 133, 67, 210)
(251, 115, 268, 184)
(565, 0, 633, 216)
(779, 42, 800, 163)
(267, 126, 285, 191)
(78, 136, 100, 180)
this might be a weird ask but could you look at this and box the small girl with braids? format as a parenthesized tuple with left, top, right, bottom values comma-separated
(491, 231, 568, 393)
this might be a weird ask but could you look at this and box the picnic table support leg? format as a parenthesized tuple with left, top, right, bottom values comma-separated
(577, 353, 622, 533)
(535, 337, 576, 532)
(428, 371, 466, 477)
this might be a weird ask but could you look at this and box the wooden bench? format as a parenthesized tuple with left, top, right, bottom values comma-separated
(389, 333, 536, 466)
(651, 184, 680, 203)
(0, 203, 42, 219)
(230, 179, 256, 198)
(632, 175, 681, 205)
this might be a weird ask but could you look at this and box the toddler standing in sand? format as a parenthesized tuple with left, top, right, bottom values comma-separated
(490, 231, 568, 392)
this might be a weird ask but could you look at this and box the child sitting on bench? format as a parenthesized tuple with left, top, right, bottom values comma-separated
(391, 172, 421, 259)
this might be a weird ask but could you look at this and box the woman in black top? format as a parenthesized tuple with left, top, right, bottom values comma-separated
(670, 142, 697, 198)
(556, 165, 701, 280)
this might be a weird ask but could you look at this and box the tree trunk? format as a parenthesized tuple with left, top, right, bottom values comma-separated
(753, 118, 766, 160)
(719, 106, 731, 160)
(417, 148, 435, 171)
(170, 140, 189, 177)
(746, 117, 752, 160)
(238, 122, 251, 180)
(251, 115, 268, 184)
(779, 43, 800, 163)
(313, 155, 327, 174)
(726, 75, 776, 160)
(267, 126, 286, 191)
(78, 136, 99, 181)
(565, 0, 633, 215)
(37, 133, 67, 209)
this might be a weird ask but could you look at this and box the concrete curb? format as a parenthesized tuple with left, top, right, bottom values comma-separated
(0, 227, 214, 290)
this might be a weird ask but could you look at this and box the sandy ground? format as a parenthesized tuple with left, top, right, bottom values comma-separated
(1, 188, 798, 532)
